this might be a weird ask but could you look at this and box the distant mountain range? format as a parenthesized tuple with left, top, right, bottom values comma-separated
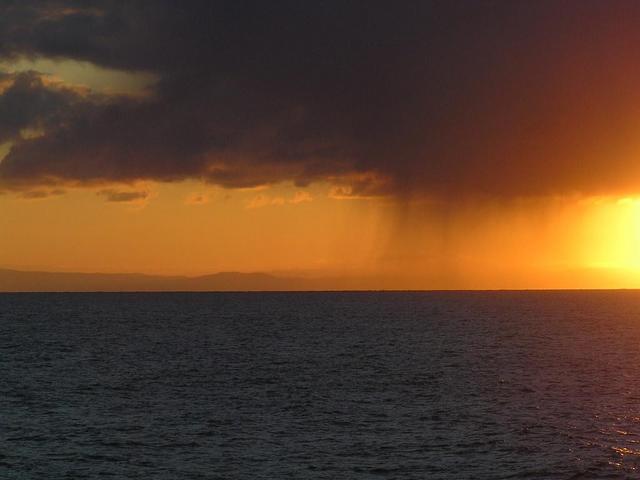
(0, 268, 322, 292)
(3, 267, 639, 292)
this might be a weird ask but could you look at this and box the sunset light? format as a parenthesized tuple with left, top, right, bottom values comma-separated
(3, 3, 640, 290)
(8, 2, 640, 478)
(585, 197, 640, 271)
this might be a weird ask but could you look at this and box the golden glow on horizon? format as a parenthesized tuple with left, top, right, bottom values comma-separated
(0, 181, 384, 277)
(3, 181, 640, 289)
(582, 197, 640, 271)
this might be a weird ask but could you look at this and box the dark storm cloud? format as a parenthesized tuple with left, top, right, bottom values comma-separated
(2, 1, 640, 197)
(0, 71, 87, 144)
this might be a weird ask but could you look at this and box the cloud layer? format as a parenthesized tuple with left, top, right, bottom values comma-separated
(2, 1, 640, 198)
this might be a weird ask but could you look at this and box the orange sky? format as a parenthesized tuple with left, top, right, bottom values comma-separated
(4, 3, 640, 289)
(3, 178, 640, 289)
(1, 58, 640, 288)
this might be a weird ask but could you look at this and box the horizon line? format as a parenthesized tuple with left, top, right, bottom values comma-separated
(3, 288, 640, 294)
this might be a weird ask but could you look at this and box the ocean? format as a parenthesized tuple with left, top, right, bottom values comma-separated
(2, 291, 640, 479)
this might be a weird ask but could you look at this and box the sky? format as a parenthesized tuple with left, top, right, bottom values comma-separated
(2, 1, 640, 289)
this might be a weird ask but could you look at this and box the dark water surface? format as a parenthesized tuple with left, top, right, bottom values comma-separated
(3, 292, 640, 479)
